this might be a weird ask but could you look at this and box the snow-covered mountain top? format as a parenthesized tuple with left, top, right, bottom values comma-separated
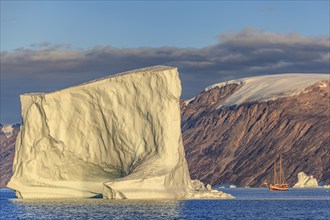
(208, 74, 329, 109)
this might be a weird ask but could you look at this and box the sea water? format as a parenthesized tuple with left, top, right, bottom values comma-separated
(0, 188, 329, 219)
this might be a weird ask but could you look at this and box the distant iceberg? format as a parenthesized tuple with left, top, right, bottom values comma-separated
(293, 172, 318, 188)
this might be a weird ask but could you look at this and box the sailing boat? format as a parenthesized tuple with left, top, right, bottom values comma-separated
(264, 155, 289, 191)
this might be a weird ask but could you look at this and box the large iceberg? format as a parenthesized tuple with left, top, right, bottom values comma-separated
(8, 66, 232, 199)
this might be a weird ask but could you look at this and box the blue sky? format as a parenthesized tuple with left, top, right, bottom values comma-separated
(1, 1, 329, 50)
(1, 1, 329, 123)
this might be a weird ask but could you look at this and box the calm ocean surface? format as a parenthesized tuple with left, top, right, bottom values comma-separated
(1, 188, 329, 219)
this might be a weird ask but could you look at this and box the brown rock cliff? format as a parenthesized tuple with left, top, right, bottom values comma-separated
(181, 80, 330, 187)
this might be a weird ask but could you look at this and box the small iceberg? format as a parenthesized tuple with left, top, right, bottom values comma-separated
(293, 172, 318, 188)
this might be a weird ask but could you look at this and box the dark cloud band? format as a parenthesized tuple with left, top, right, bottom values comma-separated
(1, 28, 329, 123)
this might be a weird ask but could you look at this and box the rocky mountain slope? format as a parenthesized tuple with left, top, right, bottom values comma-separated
(0, 124, 20, 188)
(181, 74, 329, 187)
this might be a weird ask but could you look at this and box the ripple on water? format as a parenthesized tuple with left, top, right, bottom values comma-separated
(1, 188, 329, 219)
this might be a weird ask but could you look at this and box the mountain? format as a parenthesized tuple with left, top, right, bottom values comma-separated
(0, 124, 7, 144)
(181, 74, 329, 187)
(0, 124, 20, 188)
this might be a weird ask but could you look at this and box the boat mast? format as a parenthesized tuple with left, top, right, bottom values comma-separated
(274, 160, 277, 185)
(280, 155, 283, 184)
(281, 155, 287, 184)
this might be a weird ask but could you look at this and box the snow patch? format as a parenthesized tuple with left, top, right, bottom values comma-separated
(2, 124, 14, 138)
(184, 97, 196, 106)
(319, 81, 328, 88)
(205, 80, 243, 92)
(214, 74, 329, 109)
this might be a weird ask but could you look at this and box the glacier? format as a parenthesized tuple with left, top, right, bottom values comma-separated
(7, 66, 232, 199)
(204, 74, 329, 109)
